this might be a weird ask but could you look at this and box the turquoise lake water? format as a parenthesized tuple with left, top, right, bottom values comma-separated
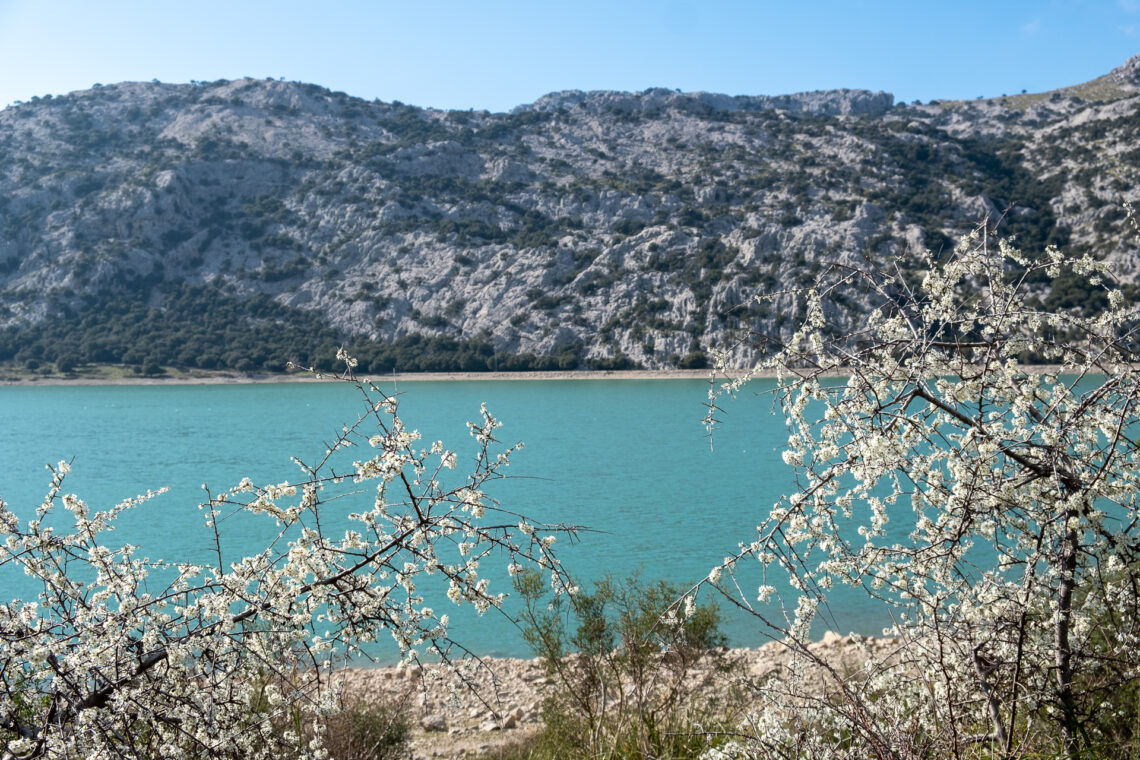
(0, 379, 895, 660)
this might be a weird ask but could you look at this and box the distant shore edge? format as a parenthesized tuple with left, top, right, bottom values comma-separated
(0, 363, 1085, 387)
(2, 368, 728, 386)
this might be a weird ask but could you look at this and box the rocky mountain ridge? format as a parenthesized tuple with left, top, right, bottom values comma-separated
(1, 56, 1139, 372)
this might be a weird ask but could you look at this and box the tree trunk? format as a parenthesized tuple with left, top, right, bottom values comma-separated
(1055, 511, 1080, 757)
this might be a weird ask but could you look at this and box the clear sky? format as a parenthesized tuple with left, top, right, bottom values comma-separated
(0, 1, 1137, 113)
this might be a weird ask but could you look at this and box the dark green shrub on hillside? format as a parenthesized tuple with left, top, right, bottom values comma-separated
(588, 352, 637, 371)
(1045, 272, 1110, 313)
(677, 350, 707, 369)
(611, 218, 646, 236)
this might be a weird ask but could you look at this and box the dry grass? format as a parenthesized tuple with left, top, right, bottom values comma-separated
(930, 71, 1139, 112)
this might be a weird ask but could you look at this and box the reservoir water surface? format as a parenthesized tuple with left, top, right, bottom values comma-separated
(0, 378, 892, 659)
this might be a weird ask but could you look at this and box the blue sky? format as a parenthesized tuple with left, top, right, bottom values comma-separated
(0, 1, 1137, 112)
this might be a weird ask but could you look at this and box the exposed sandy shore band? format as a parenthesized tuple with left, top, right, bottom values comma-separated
(1, 364, 1081, 387)
(1, 368, 730, 386)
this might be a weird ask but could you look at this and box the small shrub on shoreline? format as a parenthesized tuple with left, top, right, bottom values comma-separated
(511, 571, 744, 760)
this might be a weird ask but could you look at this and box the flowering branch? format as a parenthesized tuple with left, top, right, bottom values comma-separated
(0, 364, 576, 759)
(706, 220, 1140, 759)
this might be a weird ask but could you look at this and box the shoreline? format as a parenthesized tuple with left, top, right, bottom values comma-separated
(0, 368, 731, 386)
(338, 632, 894, 759)
(0, 363, 1083, 387)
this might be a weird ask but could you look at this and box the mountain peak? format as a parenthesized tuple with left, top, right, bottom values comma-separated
(1110, 53, 1140, 86)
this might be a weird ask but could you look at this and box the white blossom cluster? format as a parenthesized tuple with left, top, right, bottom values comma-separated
(705, 225, 1140, 758)
(0, 368, 573, 758)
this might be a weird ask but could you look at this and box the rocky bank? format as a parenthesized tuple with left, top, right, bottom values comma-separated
(337, 633, 898, 759)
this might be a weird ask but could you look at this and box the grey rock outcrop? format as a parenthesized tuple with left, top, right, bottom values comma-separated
(520, 87, 894, 118)
(0, 58, 1137, 371)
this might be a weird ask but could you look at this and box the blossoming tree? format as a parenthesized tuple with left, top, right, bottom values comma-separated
(706, 223, 1140, 758)
(0, 362, 572, 759)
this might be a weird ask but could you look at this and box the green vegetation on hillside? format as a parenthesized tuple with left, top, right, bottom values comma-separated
(0, 70, 1136, 371)
(0, 282, 635, 374)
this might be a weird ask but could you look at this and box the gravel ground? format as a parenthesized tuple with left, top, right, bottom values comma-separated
(335, 632, 899, 759)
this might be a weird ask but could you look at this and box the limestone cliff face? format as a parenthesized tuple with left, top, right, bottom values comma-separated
(1, 60, 1138, 370)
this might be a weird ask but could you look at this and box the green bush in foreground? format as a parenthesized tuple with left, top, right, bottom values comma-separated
(239, 672, 413, 760)
(318, 700, 411, 760)
(510, 571, 743, 760)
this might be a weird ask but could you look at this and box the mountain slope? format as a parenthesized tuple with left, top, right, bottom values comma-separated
(2, 58, 1139, 373)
